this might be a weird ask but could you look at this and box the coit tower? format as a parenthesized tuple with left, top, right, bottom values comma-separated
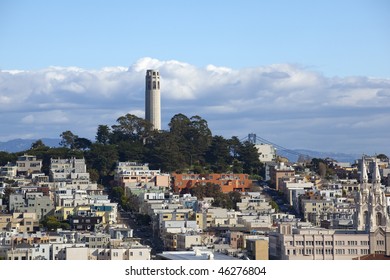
(145, 69, 161, 130)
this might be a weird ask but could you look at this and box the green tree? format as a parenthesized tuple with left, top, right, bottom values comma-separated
(74, 137, 92, 150)
(238, 141, 262, 175)
(88, 168, 100, 183)
(228, 136, 241, 159)
(168, 114, 192, 165)
(205, 136, 231, 172)
(30, 139, 48, 150)
(96, 125, 111, 145)
(228, 191, 242, 210)
(187, 115, 212, 164)
(117, 140, 145, 162)
(0, 151, 17, 166)
(270, 201, 279, 212)
(377, 154, 389, 161)
(231, 159, 244, 173)
(111, 114, 153, 143)
(146, 131, 185, 172)
(318, 162, 327, 178)
(59, 130, 78, 149)
(85, 143, 118, 178)
(41, 216, 69, 231)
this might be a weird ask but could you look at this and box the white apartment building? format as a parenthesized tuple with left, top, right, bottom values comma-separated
(114, 161, 170, 190)
(62, 245, 151, 260)
(269, 223, 370, 260)
(50, 157, 89, 182)
(254, 143, 277, 163)
(16, 154, 42, 176)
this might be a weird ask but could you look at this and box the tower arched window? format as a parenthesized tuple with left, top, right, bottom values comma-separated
(376, 212, 382, 226)
(153, 81, 156, 89)
(364, 211, 369, 228)
(158, 81, 160, 89)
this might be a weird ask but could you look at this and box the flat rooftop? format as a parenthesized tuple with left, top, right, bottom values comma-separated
(156, 250, 241, 260)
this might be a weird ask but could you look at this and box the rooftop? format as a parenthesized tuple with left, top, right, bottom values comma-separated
(156, 249, 241, 260)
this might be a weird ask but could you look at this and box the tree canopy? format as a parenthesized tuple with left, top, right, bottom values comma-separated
(0, 113, 264, 193)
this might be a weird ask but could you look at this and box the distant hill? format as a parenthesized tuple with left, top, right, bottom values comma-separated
(0, 138, 61, 153)
(277, 149, 361, 163)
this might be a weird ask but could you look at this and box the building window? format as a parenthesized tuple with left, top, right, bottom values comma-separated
(377, 240, 384, 246)
(376, 212, 383, 226)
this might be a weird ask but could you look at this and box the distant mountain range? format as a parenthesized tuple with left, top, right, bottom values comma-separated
(0, 138, 61, 153)
(278, 149, 361, 163)
(1, 138, 362, 163)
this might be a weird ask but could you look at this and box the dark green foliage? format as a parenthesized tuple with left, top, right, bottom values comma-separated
(205, 136, 231, 172)
(74, 137, 92, 150)
(41, 216, 70, 231)
(135, 213, 151, 226)
(309, 158, 336, 179)
(187, 182, 241, 210)
(117, 141, 145, 162)
(168, 114, 212, 169)
(59, 130, 77, 149)
(145, 131, 184, 172)
(0, 151, 17, 166)
(96, 125, 111, 145)
(111, 114, 153, 142)
(377, 154, 389, 161)
(270, 201, 279, 212)
(85, 144, 118, 177)
(30, 139, 47, 150)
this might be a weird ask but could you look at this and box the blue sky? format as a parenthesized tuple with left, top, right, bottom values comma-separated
(0, 1, 390, 156)
(1, 0, 389, 76)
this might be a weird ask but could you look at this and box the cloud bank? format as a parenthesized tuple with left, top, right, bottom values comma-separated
(1, 57, 389, 155)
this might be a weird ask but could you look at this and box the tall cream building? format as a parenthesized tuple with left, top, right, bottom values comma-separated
(355, 157, 390, 255)
(145, 69, 161, 130)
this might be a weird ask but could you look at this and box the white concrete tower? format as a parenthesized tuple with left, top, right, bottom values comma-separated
(145, 69, 161, 130)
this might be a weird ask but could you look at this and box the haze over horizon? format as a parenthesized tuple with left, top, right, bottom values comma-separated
(0, 1, 389, 156)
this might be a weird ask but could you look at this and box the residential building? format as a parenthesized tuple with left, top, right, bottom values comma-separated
(156, 248, 240, 260)
(50, 157, 89, 182)
(237, 192, 273, 213)
(0, 162, 17, 179)
(9, 193, 54, 220)
(246, 237, 269, 260)
(269, 223, 369, 260)
(16, 154, 42, 176)
(0, 212, 39, 233)
(300, 197, 334, 226)
(255, 143, 277, 163)
(114, 162, 170, 191)
(69, 212, 103, 231)
(279, 179, 314, 206)
(269, 162, 295, 191)
(172, 173, 252, 193)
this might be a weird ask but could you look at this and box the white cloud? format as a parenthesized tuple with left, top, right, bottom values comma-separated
(0, 58, 389, 155)
(21, 110, 69, 125)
